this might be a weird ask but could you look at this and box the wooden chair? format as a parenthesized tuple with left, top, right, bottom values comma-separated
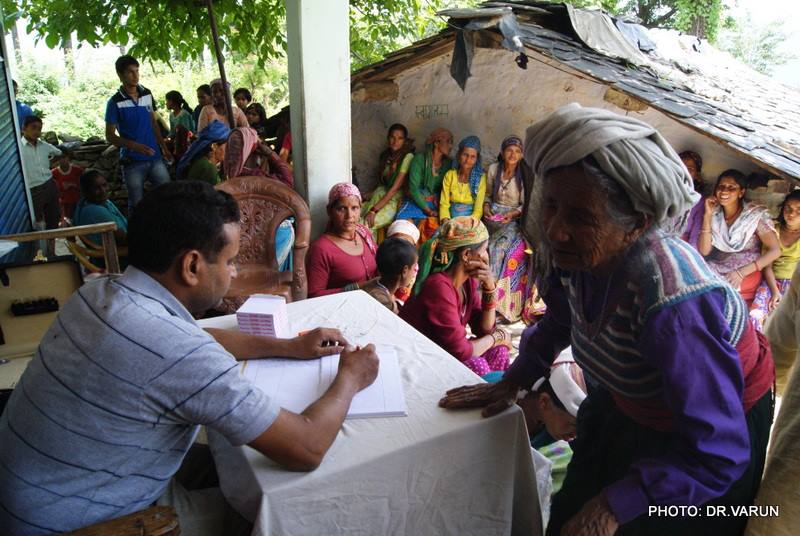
(63, 505, 179, 535)
(1, 223, 122, 274)
(65, 233, 128, 274)
(215, 176, 311, 313)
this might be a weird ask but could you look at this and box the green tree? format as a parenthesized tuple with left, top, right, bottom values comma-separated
(1, 0, 456, 70)
(717, 13, 796, 75)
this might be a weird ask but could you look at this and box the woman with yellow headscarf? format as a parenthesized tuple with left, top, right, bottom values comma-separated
(400, 216, 511, 377)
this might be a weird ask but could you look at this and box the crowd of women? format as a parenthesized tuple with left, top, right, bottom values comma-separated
(95, 83, 799, 533)
(300, 105, 799, 535)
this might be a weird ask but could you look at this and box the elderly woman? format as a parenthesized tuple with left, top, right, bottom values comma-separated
(307, 183, 378, 298)
(439, 135, 486, 222)
(197, 79, 248, 131)
(175, 120, 230, 184)
(698, 170, 780, 307)
(440, 104, 775, 535)
(362, 124, 415, 239)
(395, 127, 454, 242)
(483, 135, 532, 323)
(400, 217, 511, 377)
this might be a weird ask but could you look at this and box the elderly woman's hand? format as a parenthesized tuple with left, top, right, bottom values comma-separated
(560, 493, 618, 536)
(439, 380, 519, 417)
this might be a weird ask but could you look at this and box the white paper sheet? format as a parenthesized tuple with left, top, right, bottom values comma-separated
(242, 345, 407, 418)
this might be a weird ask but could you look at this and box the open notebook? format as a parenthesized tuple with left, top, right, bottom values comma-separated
(241, 345, 407, 419)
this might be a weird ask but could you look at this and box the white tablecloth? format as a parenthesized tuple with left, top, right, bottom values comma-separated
(200, 290, 540, 536)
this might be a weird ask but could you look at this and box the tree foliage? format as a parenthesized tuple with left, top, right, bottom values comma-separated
(717, 12, 797, 75)
(0, 0, 459, 71)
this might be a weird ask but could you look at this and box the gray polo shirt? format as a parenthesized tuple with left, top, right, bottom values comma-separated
(0, 267, 279, 535)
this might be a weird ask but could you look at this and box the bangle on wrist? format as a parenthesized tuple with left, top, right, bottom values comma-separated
(753, 260, 760, 271)
(735, 268, 744, 279)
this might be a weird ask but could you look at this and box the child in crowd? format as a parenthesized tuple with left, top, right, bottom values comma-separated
(233, 88, 252, 111)
(517, 353, 587, 497)
(439, 135, 486, 222)
(21, 115, 62, 256)
(362, 237, 418, 314)
(750, 189, 800, 330)
(245, 103, 268, 138)
(51, 148, 83, 220)
(386, 220, 421, 303)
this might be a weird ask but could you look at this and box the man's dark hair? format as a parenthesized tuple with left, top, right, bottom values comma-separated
(376, 237, 418, 282)
(79, 169, 104, 196)
(233, 88, 252, 102)
(197, 84, 212, 97)
(22, 115, 42, 128)
(115, 55, 139, 75)
(128, 182, 240, 273)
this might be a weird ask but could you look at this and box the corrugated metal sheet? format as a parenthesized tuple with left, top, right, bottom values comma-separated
(0, 54, 31, 235)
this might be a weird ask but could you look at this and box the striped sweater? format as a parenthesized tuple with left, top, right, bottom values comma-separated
(563, 235, 747, 400)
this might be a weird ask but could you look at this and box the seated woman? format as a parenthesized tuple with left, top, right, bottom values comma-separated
(224, 125, 296, 271)
(400, 217, 511, 377)
(362, 237, 418, 314)
(245, 103, 268, 138)
(395, 127, 453, 242)
(698, 169, 780, 307)
(677, 150, 705, 246)
(307, 183, 378, 297)
(440, 135, 486, 223)
(750, 190, 800, 330)
(361, 124, 415, 240)
(73, 170, 127, 247)
(197, 79, 248, 131)
(483, 135, 531, 323)
(441, 104, 775, 535)
(175, 120, 230, 185)
(224, 125, 293, 187)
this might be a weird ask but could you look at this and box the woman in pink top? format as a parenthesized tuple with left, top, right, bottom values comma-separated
(197, 78, 248, 131)
(307, 183, 378, 297)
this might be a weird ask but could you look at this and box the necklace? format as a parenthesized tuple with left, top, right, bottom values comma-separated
(333, 231, 358, 246)
(724, 204, 743, 224)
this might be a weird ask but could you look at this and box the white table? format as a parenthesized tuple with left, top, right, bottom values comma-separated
(200, 290, 540, 536)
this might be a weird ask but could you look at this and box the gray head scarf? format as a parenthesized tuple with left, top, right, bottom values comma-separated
(524, 103, 698, 227)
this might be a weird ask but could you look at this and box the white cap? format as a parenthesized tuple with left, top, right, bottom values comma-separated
(386, 220, 420, 244)
(532, 351, 587, 418)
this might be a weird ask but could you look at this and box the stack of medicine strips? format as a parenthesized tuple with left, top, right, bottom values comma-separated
(236, 294, 290, 338)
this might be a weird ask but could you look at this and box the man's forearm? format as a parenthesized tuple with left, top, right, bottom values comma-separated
(205, 327, 295, 360)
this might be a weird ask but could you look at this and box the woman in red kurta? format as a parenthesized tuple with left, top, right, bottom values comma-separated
(307, 182, 378, 297)
(400, 217, 511, 376)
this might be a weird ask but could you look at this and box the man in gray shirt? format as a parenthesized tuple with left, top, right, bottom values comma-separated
(0, 181, 378, 535)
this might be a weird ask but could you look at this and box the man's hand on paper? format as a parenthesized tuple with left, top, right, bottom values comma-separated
(290, 327, 348, 358)
(338, 344, 379, 392)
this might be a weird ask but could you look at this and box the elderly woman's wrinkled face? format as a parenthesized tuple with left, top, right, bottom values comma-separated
(459, 147, 478, 173)
(328, 195, 361, 235)
(542, 165, 636, 274)
(435, 137, 453, 158)
(387, 129, 406, 152)
(714, 176, 744, 208)
(502, 145, 523, 168)
(211, 83, 226, 106)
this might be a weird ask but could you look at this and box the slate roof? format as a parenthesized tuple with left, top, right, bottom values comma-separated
(351, 0, 800, 182)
